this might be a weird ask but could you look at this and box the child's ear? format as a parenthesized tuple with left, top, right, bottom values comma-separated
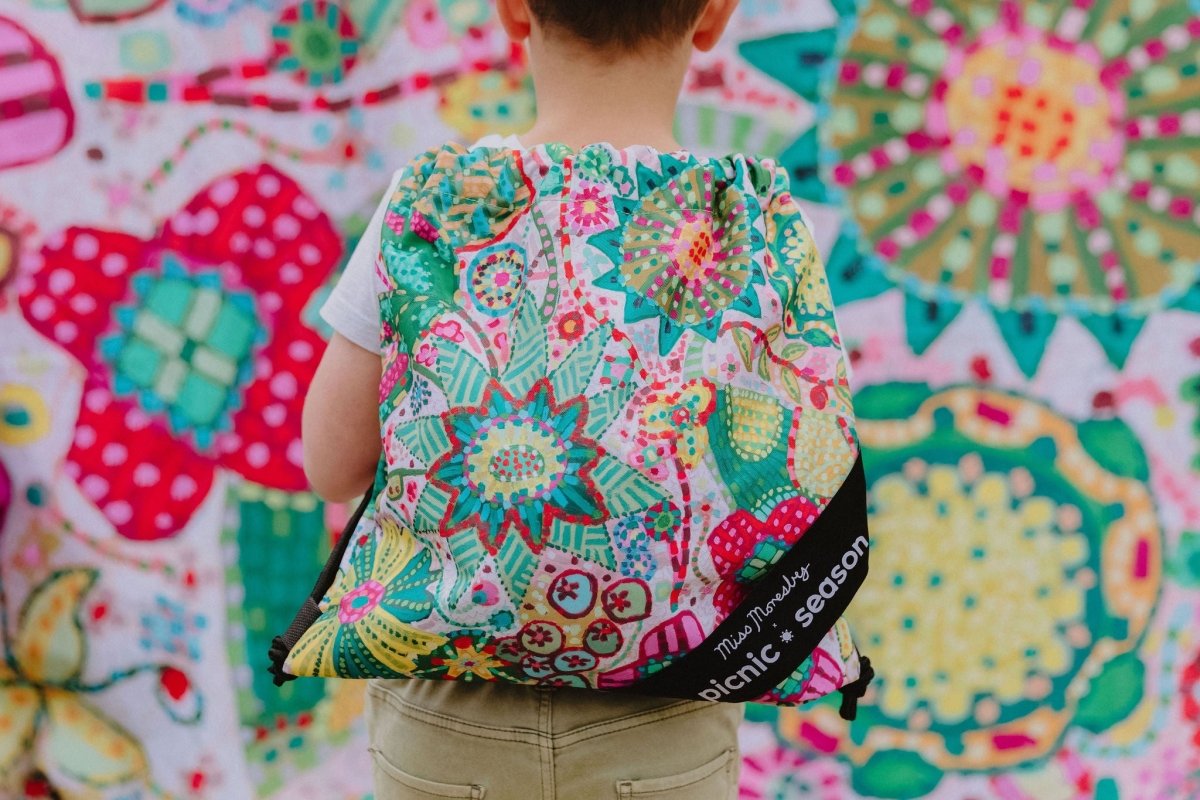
(496, 0, 533, 42)
(693, 0, 738, 52)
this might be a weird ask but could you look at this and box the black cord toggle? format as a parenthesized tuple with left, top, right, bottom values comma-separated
(838, 656, 874, 721)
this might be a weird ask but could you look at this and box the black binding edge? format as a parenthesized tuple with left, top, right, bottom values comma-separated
(626, 456, 872, 710)
(268, 461, 875, 713)
(267, 487, 375, 686)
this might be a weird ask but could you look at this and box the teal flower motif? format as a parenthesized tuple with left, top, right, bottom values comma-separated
(271, 0, 361, 87)
(99, 253, 262, 450)
(397, 292, 668, 604)
(588, 158, 766, 355)
(574, 145, 615, 182)
(430, 377, 606, 554)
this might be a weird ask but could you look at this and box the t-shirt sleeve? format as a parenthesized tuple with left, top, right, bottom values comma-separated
(319, 170, 404, 353)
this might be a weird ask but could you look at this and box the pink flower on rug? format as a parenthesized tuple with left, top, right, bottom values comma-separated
(0, 17, 74, 171)
(17, 164, 342, 540)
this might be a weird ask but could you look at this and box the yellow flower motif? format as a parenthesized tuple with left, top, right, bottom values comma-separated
(639, 379, 716, 470)
(438, 72, 535, 141)
(287, 514, 445, 678)
(438, 643, 507, 681)
(412, 631, 523, 684)
(790, 410, 857, 498)
(0, 570, 149, 794)
(849, 458, 1089, 723)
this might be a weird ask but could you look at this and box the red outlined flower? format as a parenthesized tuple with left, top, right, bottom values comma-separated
(564, 180, 617, 235)
(17, 164, 341, 539)
(431, 319, 465, 342)
(707, 494, 821, 620)
(415, 341, 438, 367)
(1184, 646, 1200, 747)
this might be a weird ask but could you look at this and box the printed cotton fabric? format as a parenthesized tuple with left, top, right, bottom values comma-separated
(283, 142, 863, 704)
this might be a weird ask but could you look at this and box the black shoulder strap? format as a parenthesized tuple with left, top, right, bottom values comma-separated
(269, 461, 875, 716)
(268, 488, 374, 686)
(627, 456, 871, 715)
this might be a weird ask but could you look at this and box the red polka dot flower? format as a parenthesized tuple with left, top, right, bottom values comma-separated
(17, 164, 341, 539)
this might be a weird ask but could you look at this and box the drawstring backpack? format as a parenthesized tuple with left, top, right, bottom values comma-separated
(269, 143, 873, 718)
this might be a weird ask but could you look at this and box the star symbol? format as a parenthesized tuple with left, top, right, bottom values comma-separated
(780, 630, 794, 644)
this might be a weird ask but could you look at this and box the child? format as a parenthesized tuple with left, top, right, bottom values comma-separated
(298, 1, 866, 797)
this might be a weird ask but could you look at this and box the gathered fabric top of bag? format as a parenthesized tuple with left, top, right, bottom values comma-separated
(278, 140, 868, 707)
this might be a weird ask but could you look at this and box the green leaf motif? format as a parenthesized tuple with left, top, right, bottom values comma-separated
(394, 415, 451, 466)
(756, 349, 772, 381)
(584, 383, 636, 439)
(853, 382, 931, 421)
(779, 368, 806, 407)
(412, 483, 451, 533)
(778, 341, 809, 362)
(502, 293, 548, 398)
(496, 535, 539, 603)
(853, 750, 942, 800)
(730, 326, 756, 370)
(550, 522, 617, 570)
(45, 694, 148, 786)
(438, 343, 492, 407)
(590, 454, 666, 516)
(800, 327, 835, 348)
(1077, 419, 1150, 483)
(15, 569, 96, 684)
(1075, 652, 1145, 734)
(446, 529, 488, 606)
(550, 323, 611, 400)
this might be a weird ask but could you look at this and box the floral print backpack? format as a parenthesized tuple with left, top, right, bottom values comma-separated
(269, 142, 873, 716)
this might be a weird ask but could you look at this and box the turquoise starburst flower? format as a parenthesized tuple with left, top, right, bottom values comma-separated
(396, 293, 668, 604)
(588, 158, 767, 355)
(430, 377, 606, 554)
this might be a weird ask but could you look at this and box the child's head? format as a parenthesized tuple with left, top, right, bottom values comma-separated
(497, 0, 738, 150)
(498, 0, 737, 58)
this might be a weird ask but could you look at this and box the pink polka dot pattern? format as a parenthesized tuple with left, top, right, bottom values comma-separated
(17, 163, 341, 540)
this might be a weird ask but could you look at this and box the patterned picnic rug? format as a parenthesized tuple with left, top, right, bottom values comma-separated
(1, 1, 1197, 797)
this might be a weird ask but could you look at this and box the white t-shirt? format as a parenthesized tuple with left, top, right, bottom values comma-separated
(319, 135, 522, 352)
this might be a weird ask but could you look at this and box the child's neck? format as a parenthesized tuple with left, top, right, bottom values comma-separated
(520, 39, 689, 153)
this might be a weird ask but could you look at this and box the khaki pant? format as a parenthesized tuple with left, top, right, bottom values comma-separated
(365, 678, 744, 800)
